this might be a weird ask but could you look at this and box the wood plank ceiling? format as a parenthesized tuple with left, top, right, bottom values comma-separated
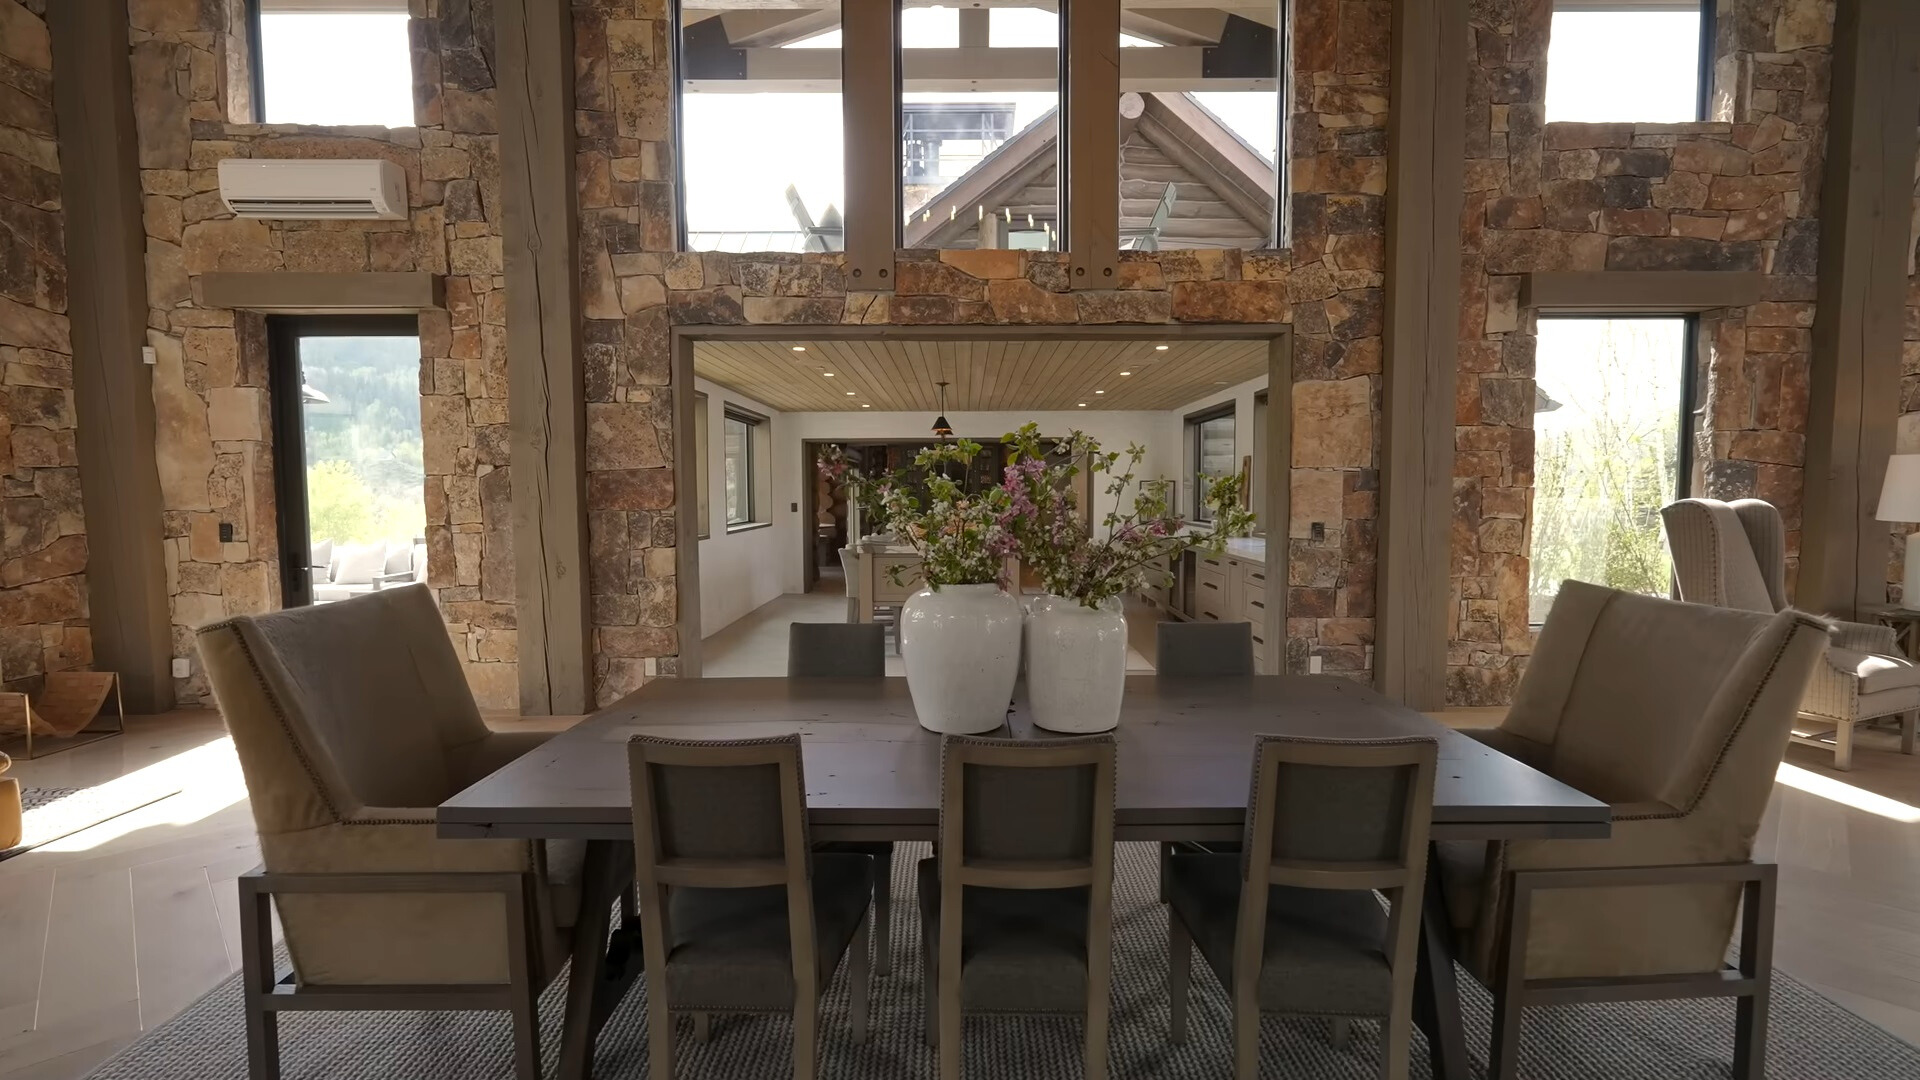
(693, 338, 1268, 412)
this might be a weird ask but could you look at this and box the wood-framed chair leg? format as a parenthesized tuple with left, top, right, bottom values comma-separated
(793, 993, 819, 1080)
(849, 906, 872, 1045)
(1329, 1017, 1352, 1050)
(1488, 872, 1533, 1080)
(691, 1012, 711, 1043)
(1733, 867, 1777, 1080)
(238, 875, 281, 1080)
(938, 899, 964, 1080)
(1167, 913, 1191, 1044)
(1231, 979, 1260, 1080)
(873, 848, 893, 977)
(1903, 711, 1918, 757)
(504, 878, 542, 1080)
(1084, 889, 1113, 1080)
(1833, 718, 1855, 771)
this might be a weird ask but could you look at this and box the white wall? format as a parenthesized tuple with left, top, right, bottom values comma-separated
(772, 410, 1182, 594)
(695, 377, 787, 638)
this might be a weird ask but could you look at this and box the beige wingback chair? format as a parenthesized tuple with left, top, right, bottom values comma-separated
(197, 584, 594, 1080)
(1662, 497, 1920, 769)
(1442, 580, 1830, 1080)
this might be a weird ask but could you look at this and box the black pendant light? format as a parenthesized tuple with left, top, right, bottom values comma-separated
(931, 380, 954, 439)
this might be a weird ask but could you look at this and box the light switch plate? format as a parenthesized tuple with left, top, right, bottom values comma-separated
(1309, 655, 1323, 674)
(171, 658, 191, 678)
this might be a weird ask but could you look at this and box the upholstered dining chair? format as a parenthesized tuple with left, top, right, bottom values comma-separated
(1155, 619, 1254, 677)
(1663, 496, 1920, 769)
(918, 733, 1117, 1080)
(788, 621, 895, 975)
(196, 584, 606, 1080)
(788, 622, 886, 677)
(628, 733, 874, 1080)
(1439, 579, 1830, 1080)
(1164, 735, 1436, 1080)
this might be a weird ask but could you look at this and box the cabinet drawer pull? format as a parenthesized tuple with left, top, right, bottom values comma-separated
(1202, 581, 1219, 591)
(1203, 612, 1219, 621)
(1248, 599, 1263, 609)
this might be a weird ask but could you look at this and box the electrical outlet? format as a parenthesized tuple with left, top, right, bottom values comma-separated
(218, 521, 234, 543)
(1309, 655, 1323, 674)
(1310, 522, 1325, 542)
(171, 657, 191, 679)
(791, 502, 799, 512)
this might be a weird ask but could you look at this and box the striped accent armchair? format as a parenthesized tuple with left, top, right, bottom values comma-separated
(1662, 497, 1920, 770)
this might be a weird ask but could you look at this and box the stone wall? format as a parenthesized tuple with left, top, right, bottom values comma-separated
(1447, 0, 1833, 705)
(572, 0, 1389, 704)
(0, 0, 90, 695)
(129, 0, 515, 706)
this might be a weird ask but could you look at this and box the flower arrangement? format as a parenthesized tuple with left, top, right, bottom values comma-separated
(1000, 423, 1255, 608)
(818, 440, 1015, 588)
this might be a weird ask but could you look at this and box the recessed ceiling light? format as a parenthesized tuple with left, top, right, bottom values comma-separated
(845, 391, 856, 396)
(822, 372, 835, 377)
(1094, 390, 1105, 394)
(1076, 402, 1087, 408)
(791, 345, 807, 352)
(1154, 344, 1169, 351)
(860, 403, 870, 408)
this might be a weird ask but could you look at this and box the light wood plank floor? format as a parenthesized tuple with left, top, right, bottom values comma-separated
(3, 705, 1918, 1078)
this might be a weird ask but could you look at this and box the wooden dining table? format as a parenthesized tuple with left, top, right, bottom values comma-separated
(439, 674, 1611, 1080)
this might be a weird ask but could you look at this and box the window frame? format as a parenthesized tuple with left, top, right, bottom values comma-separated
(1546, 0, 1717, 124)
(1527, 311, 1700, 627)
(264, 313, 424, 609)
(245, 0, 417, 128)
(670, 0, 1295, 259)
(1186, 402, 1238, 525)
(722, 408, 757, 530)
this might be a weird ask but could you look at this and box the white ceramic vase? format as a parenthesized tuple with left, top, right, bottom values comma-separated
(898, 583, 1022, 734)
(1025, 594, 1128, 733)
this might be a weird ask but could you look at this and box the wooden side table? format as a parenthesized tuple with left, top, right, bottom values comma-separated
(1862, 605, 1920, 662)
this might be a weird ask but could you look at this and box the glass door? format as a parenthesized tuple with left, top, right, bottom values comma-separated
(267, 316, 426, 607)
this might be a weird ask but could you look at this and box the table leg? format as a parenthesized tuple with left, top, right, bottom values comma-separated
(1414, 844, 1471, 1080)
(558, 839, 641, 1080)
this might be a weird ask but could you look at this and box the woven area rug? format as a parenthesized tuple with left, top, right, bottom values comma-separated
(0, 784, 180, 862)
(89, 843, 1920, 1079)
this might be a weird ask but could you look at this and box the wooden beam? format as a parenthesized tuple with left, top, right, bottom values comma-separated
(1799, 0, 1920, 619)
(1521, 271, 1763, 313)
(1065, 0, 1120, 285)
(496, 0, 592, 713)
(842, 0, 897, 289)
(196, 272, 443, 312)
(47, 0, 173, 713)
(686, 45, 1276, 92)
(1375, 0, 1467, 711)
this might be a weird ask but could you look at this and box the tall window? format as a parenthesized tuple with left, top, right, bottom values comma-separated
(902, 5, 1060, 249)
(1188, 405, 1236, 523)
(254, 1, 415, 127)
(679, 1, 845, 252)
(1528, 316, 1695, 623)
(1545, 1, 1709, 123)
(724, 411, 756, 528)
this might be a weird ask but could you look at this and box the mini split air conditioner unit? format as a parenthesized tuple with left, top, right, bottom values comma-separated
(217, 159, 407, 220)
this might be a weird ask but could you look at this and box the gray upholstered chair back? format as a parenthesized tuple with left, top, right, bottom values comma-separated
(198, 583, 490, 831)
(940, 734, 1115, 867)
(788, 622, 886, 677)
(1243, 736, 1435, 875)
(1504, 579, 1804, 807)
(1660, 497, 1788, 614)
(629, 734, 810, 867)
(1156, 620, 1254, 677)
